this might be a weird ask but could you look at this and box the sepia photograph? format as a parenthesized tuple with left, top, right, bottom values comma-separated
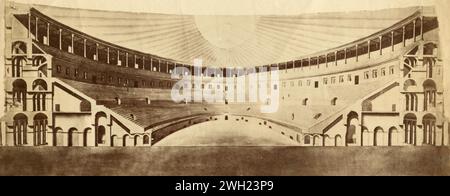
(0, 0, 449, 179)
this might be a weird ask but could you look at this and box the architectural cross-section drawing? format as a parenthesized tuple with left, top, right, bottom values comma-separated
(1, 2, 448, 149)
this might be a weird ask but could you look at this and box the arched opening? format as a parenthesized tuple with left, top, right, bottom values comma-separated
(134, 135, 140, 146)
(32, 79, 47, 90)
(13, 79, 27, 111)
(422, 114, 437, 145)
(335, 135, 342, 146)
(80, 100, 91, 112)
(83, 128, 91, 147)
(423, 80, 437, 111)
(123, 135, 129, 147)
(68, 128, 79, 147)
(388, 127, 398, 146)
(304, 135, 311, 145)
(425, 58, 436, 78)
(313, 135, 321, 146)
(33, 113, 48, 146)
(12, 41, 27, 55)
(111, 135, 117, 147)
(13, 113, 28, 146)
(143, 135, 150, 145)
(95, 112, 107, 146)
(302, 98, 309, 106)
(331, 97, 338, 106)
(11, 56, 26, 77)
(32, 56, 47, 67)
(403, 79, 417, 91)
(362, 127, 372, 146)
(405, 93, 418, 112)
(324, 135, 333, 146)
(423, 43, 437, 78)
(374, 127, 384, 146)
(346, 111, 359, 146)
(404, 113, 417, 145)
(347, 125, 357, 144)
(423, 43, 437, 56)
(404, 57, 417, 68)
(33, 56, 48, 77)
(32, 93, 46, 111)
(97, 126, 106, 145)
(53, 127, 63, 146)
(32, 80, 47, 112)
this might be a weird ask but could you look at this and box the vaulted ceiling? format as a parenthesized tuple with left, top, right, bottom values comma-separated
(32, 4, 420, 67)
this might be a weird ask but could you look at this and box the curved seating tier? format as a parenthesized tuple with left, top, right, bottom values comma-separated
(59, 75, 395, 133)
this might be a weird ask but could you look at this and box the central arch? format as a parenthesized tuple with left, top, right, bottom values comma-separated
(346, 111, 359, 146)
(95, 112, 107, 146)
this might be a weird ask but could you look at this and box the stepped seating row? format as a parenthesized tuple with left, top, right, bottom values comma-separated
(60, 78, 172, 101)
(59, 74, 395, 132)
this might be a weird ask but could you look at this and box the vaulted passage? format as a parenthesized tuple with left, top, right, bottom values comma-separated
(13, 113, 28, 146)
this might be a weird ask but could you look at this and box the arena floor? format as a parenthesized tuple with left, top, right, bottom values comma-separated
(0, 146, 448, 176)
(154, 118, 299, 146)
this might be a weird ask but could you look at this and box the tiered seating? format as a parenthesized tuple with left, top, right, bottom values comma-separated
(60, 78, 172, 102)
(244, 77, 396, 131)
(107, 102, 214, 127)
(58, 73, 395, 134)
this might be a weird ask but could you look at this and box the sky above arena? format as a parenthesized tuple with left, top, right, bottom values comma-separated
(12, 0, 436, 15)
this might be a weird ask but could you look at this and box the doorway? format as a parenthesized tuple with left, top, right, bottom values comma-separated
(354, 75, 359, 85)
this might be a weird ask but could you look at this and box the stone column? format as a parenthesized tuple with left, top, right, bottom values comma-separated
(391, 31, 395, 52)
(107, 47, 110, 64)
(335, 51, 338, 66)
(28, 13, 31, 38)
(356, 45, 359, 62)
(413, 20, 417, 42)
(403, 26, 406, 47)
(344, 49, 347, 64)
(150, 58, 153, 71)
(308, 58, 311, 69)
(379, 36, 383, 55)
(35, 17, 39, 42)
(126, 53, 129, 67)
(59, 29, 62, 50)
(405, 122, 409, 144)
(83, 39, 87, 58)
(421, 16, 424, 40)
(71, 34, 74, 53)
(46, 23, 50, 45)
(166, 61, 169, 73)
(95, 43, 99, 61)
(117, 50, 120, 65)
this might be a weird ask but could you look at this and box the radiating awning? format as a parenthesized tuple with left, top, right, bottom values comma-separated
(31, 4, 422, 67)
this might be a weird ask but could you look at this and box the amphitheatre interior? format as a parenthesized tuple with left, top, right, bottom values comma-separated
(1, 2, 449, 148)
